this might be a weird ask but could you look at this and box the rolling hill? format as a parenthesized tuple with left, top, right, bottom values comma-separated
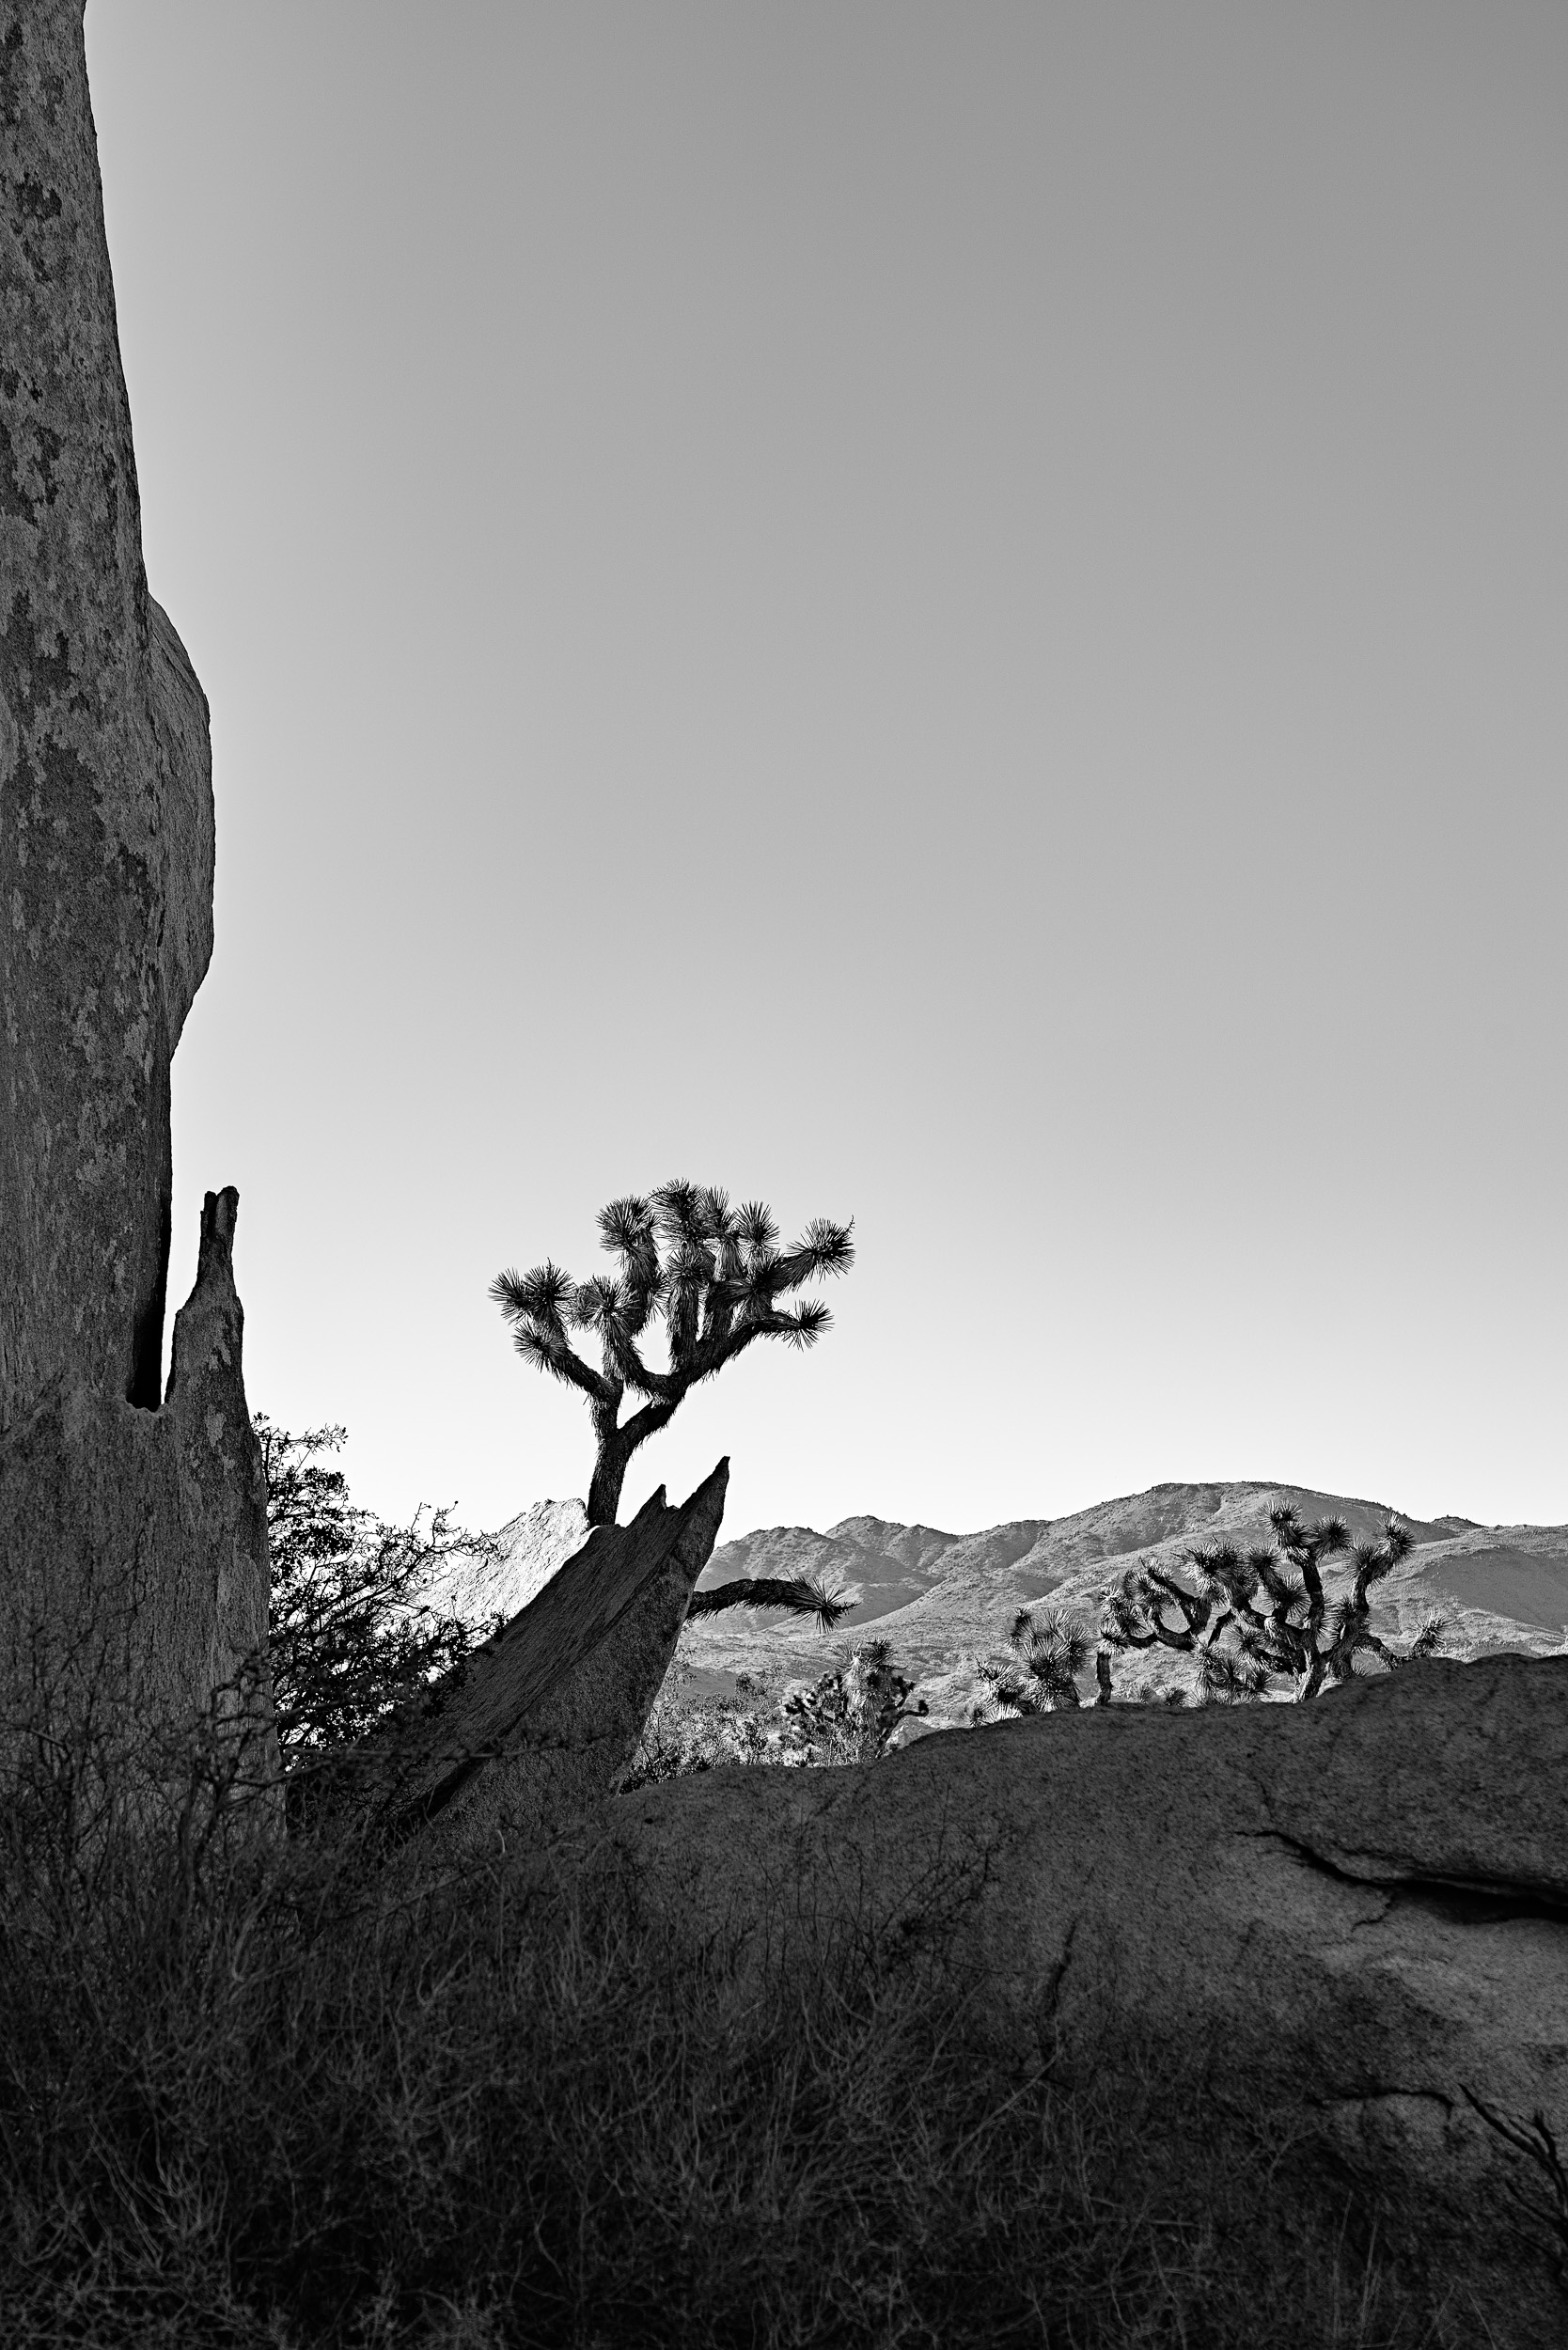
(680, 1481, 1568, 1714)
(439, 1480, 1568, 1722)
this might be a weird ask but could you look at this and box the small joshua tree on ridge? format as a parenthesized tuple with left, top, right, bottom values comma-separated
(978, 1606, 1109, 1716)
(1101, 1503, 1446, 1704)
(782, 1640, 929, 1763)
(492, 1179, 855, 1537)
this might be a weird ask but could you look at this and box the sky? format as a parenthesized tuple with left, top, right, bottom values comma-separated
(84, 2, 1567, 1542)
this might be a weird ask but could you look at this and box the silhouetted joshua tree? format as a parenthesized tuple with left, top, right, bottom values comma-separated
(1100, 1503, 1446, 1703)
(491, 1180, 855, 1543)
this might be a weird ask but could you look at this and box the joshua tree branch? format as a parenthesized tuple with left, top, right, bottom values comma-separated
(688, 1575, 851, 1630)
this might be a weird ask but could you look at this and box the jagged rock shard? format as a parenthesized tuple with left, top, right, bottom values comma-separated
(1, 0, 214, 1431)
(600, 1654, 1568, 2347)
(372, 1462, 729, 1852)
(0, 1189, 273, 1775)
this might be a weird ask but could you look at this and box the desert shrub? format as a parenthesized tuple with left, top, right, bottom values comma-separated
(625, 1647, 933, 1785)
(259, 1418, 499, 1767)
(620, 1670, 779, 1786)
(0, 1730, 1450, 2350)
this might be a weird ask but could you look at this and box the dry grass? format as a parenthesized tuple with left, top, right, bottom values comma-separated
(0, 1724, 1457, 2350)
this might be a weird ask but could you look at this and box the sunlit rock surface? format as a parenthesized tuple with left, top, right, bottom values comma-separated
(425, 1497, 592, 1626)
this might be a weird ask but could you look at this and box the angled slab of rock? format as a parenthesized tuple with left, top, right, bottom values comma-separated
(1, 0, 214, 1430)
(596, 1656, 1568, 2345)
(0, 1190, 274, 1790)
(360, 1464, 729, 1853)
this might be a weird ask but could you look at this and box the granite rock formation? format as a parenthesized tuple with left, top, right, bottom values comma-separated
(1, 7, 269, 1769)
(1, 0, 213, 1430)
(0, 1189, 273, 1772)
(350, 1465, 729, 1855)
(602, 1653, 1568, 2344)
(423, 1496, 592, 1627)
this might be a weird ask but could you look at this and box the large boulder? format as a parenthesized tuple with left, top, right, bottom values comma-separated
(598, 1655, 1568, 2344)
(1, 0, 214, 1430)
(348, 1465, 729, 1854)
(0, 8, 269, 1774)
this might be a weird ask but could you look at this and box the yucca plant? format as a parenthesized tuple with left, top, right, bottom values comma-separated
(491, 1181, 855, 1531)
(782, 1640, 929, 1762)
(1101, 1505, 1446, 1703)
(980, 1606, 1105, 1714)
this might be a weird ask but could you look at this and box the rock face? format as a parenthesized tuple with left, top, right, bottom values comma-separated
(0, 1190, 274, 1775)
(604, 1655, 1568, 2343)
(358, 1465, 729, 1853)
(424, 1497, 592, 1626)
(1, 0, 214, 1431)
(0, 8, 269, 1773)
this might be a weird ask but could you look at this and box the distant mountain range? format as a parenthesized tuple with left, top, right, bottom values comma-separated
(683, 1482, 1568, 1712)
(431, 1480, 1568, 1720)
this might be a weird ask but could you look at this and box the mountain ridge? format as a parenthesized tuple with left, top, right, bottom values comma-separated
(445, 1480, 1568, 1716)
(683, 1480, 1568, 1702)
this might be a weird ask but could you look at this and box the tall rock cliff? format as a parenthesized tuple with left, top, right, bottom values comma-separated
(0, 6, 269, 1769)
(1, 0, 213, 1428)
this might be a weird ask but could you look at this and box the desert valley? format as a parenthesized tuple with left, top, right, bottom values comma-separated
(430, 1476, 1568, 1726)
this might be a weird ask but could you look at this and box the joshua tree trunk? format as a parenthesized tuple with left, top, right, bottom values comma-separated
(587, 1438, 632, 1528)
(587, 1395, 681, 1526)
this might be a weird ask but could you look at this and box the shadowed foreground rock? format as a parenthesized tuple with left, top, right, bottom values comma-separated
(593, 1655, 1568, 2345)
(2, 1, 215, 1430)
(0, 7, 271, 1765)
(342, 1463, 729, 1852)
(0, 1189, 273, 1772)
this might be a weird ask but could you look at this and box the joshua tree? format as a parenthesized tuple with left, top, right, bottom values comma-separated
(491, 1181, 855, 1529)
(1101, 1504, 1446, 1704)
(782, 1640, 929, 1764)
(979, 1606, 1109, 1716)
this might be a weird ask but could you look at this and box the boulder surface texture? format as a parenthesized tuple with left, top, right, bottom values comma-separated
(602, 1655, 1568, 2345)
(1, 0, 213, 1431)
(0, 7, 269, 1765)
(0, 1189, 272, 1765)
(361, 1464, 729, 1853)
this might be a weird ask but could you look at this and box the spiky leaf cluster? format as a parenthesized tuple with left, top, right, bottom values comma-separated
(492, 1183, 853, 1408)
(782, 1639, 928, 1763)
(1100, 1504, 1446, 1702)
(492, 1179, 855, 1527)
(980, 1606, 1100, 1715)
(688, 1574, 852, 1631)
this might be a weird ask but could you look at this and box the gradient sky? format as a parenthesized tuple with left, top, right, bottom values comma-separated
(84, 2, 1567, 1541)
